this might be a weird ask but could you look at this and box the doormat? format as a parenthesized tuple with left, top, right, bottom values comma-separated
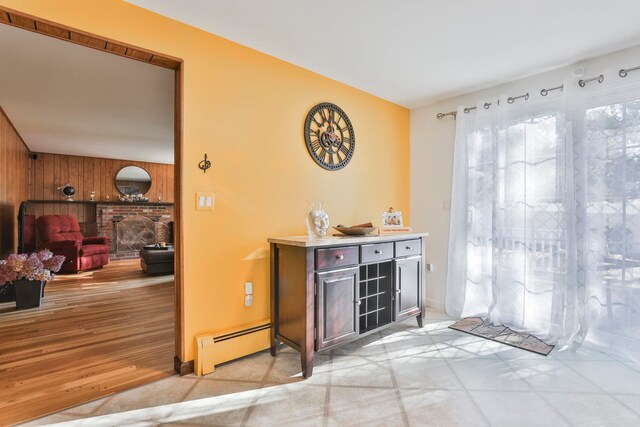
(448, 317, 554, 356)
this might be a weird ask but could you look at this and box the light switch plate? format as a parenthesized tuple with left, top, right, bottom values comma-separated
(244, 282, 253, 295)
(196, 192, 215, 211)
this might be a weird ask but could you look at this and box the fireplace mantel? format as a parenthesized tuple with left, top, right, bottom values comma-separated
(27, 200, 174, 206)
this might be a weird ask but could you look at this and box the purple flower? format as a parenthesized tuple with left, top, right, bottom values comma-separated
(0, 262, 17, 284)
(6, 254, 27, 273)
(22, 254, 44, 281)
(34, 269, 53, 282)
(37, 249, 53, 261)
(43, 255, 65, 273)
(1, 251, 66, 283)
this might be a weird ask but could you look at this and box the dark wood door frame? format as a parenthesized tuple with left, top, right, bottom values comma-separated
(0, 6, 188, 371)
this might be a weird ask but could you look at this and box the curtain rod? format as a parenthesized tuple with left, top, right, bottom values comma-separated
(578, 74, 604, 87)
(436, 64, 640, 119)
(541, 85, 563, 96)
(436, 111, 456, 120)
(620, 66, 640, 77)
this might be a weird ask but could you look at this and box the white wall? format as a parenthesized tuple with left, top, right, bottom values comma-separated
(411, 44, 640, 310)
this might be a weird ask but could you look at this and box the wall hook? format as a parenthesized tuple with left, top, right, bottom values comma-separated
(198, 153, 212, 173)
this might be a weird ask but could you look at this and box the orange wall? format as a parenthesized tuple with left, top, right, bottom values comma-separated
(0, 0, 410, 361)
(0, 107, 30, 258)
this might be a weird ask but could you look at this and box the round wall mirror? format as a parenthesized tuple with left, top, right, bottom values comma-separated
(115, 166, 152, 195)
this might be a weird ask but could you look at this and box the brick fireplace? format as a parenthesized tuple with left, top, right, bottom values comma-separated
(97, 203, 174, 260)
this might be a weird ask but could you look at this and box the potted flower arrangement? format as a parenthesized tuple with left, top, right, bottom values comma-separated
(0, 250, 65, 309)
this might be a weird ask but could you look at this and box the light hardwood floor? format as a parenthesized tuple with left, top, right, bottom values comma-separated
(0, 259, 175, 425)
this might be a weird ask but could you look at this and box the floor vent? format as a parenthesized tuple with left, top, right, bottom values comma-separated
(195, 321, 270, 376)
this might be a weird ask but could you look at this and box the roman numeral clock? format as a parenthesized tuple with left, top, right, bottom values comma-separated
(304, 103, 355, 170)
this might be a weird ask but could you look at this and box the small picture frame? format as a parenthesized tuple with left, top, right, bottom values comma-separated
(382, 208, 403, 228)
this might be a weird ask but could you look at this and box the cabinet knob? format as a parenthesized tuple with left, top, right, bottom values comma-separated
(395, 289, 401, 294)
(374, 250, 382, 255)
(336, 254, 344, 260)
(355, 300, 362, 305)
(406, 246, 412, 250)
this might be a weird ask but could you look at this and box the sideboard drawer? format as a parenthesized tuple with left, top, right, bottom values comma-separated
(395, 239, 422, 258)
(360, 242, 393, 264)
(316, 246, 359, 270)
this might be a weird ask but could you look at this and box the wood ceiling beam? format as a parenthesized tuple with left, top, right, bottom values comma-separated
(0, 6, 182, 70)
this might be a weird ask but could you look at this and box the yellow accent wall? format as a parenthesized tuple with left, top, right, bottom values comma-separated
(0, 0, 410, 362)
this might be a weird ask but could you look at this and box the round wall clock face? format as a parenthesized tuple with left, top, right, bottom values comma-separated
(304, 102, 355, 170)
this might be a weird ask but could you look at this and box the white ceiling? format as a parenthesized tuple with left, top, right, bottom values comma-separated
(0, 24, 174, 164)
(127, 0, 640, 108)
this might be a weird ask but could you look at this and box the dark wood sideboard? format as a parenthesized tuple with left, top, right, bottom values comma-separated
(268, 232, 428, 378)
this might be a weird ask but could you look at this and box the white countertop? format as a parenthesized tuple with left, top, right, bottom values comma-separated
(268, 232, 429, 248)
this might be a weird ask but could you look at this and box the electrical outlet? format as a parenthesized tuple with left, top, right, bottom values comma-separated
(244, 282, 253, 295)
(244, 294, 253, 307)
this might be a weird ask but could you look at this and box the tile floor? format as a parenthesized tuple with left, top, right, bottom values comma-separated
(24, 310, 640, 427)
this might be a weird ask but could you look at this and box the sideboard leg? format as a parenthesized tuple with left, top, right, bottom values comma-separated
(302, 247, 315, 379)
(270, 243, 279, 357)
(301, 350, 314, 378)
(270, 338, 280, 357)
(416, 313, 424, 328)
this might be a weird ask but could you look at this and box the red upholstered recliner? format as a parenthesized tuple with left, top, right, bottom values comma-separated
(36, 215, 110, 274)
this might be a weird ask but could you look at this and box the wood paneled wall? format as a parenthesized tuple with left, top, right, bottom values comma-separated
(25, 202, 96, 230)
(0, 107, 30, 258)
(29, 153, 174, 204)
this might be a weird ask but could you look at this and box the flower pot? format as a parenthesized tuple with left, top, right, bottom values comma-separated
(14, 279, 44, 309)
(0, 283, 15, 303)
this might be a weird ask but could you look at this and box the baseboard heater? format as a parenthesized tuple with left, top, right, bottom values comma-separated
(195, 321, 270, 376)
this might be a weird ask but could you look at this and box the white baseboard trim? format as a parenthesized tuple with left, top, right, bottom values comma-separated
(425, 298, 445, 310)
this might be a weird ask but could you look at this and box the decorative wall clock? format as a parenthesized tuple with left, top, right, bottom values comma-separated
(304, 102, 355, 170)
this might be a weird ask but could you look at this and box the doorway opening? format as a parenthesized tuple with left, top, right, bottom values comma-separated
(0, 7, 184, 424)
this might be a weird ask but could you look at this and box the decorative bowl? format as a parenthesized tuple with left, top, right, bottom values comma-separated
(333, 226, 377, 236)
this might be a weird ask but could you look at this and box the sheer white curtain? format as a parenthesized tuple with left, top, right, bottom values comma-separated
(574, 71, 640, 361)
(446, 71, 640, 363)
(446, 90, 579, 346)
